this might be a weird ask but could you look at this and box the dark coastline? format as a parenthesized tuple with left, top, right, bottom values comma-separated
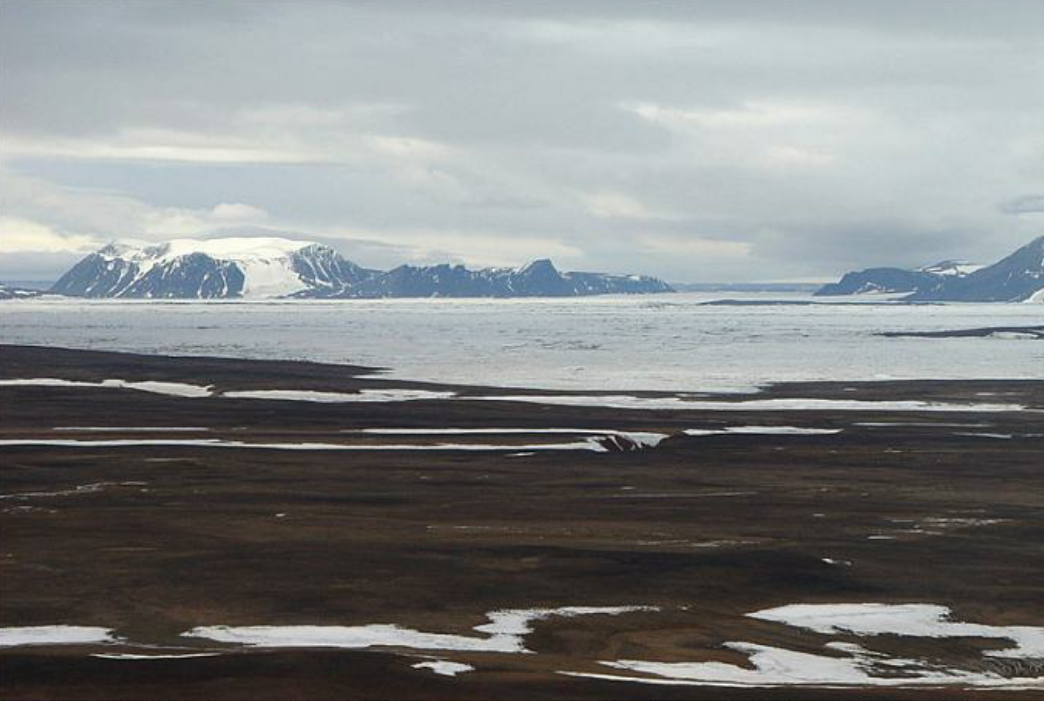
(2, 345, 1043, 700)
(878, 325, 1044, 339)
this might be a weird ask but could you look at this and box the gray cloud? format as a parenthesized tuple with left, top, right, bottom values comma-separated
(999, 195, 1044, 215)
(2, 0, 1043, 283)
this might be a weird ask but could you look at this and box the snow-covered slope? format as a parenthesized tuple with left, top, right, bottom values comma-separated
(159, 238, 309, 297)
(50, 238, 672, 299)
(917, 260, 984, 277)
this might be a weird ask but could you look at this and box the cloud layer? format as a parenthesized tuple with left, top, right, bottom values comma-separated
(2, 0, 1042, 283)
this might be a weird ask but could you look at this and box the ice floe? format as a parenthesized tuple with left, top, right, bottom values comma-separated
(183, 606, 652, 654)
(412, 660, 474, 676)
(470, 395, 1025, 412)
(222, 388, 456, 402)
(0, 378, 212, 398)
(0, 626, 117, 647)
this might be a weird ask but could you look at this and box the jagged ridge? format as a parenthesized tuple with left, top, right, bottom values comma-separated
(49, 238, 673, 299)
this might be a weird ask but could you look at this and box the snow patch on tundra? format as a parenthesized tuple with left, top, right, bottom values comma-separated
(223, 388, 456, 402)
(0, 438, 615, 452)
(566, 641, 1043, 688)
(471, 395, 1024, 412)
(0, 626, 117, 647)
(0, 378, 212, 398)
(412, 660, 474, 676)
(684, 426, 841, 436)
(749, 603, 1044, 659)
(183, 606, 653, 653)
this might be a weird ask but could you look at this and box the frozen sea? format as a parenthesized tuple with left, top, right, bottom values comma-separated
(0, 293, 1040, 393)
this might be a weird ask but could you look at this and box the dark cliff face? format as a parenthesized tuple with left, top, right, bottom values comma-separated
(905, 236, 1044, 302)
(566, 271, 674, 296)
(287, 245, 376, 297)
(50, 253, 136, 297)
(127, 254, 245, 299)
(513, 259, 574, 296)
(814, 268, 939, 296)
(50, 252, 245, 298)
(815, 236, 1044, 302)
(47, 241, 674, 299)
(306, 258, 673, 298)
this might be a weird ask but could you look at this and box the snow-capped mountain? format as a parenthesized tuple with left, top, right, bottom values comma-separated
(50, 238, 673, 299)
(816, 236, 1044, 302)
(50, 238, 369, 298)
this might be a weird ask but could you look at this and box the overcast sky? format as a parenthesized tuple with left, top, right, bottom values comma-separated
(2, 0, 1043, 283)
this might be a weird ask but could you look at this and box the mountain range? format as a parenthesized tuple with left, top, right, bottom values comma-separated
(815, 236, 1044, 302)
(48, 238, 674, 299)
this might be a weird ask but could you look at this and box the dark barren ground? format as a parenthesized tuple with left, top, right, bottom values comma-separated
(1, 344, 1043, 700)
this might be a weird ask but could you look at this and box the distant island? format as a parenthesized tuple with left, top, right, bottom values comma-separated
(45, 237, 674, 299)
(815, 235, 1044, 303)
(0, 283, 42, 301)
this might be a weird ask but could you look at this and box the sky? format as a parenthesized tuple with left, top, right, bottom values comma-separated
(1, 0, 1043, 284)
